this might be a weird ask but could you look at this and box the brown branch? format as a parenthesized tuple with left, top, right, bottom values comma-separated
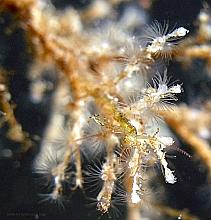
(162, 107, 211, 179)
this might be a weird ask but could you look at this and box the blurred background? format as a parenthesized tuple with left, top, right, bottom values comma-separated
(0, 0, 211, 219)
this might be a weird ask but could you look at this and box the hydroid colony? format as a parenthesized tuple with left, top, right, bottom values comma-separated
(1, 0, 211, 219)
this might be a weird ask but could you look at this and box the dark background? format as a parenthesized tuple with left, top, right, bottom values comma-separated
(0, 0, 211, 219)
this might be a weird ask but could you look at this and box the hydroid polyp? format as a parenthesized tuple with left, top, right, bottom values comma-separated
(143, 20, 189, 58)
